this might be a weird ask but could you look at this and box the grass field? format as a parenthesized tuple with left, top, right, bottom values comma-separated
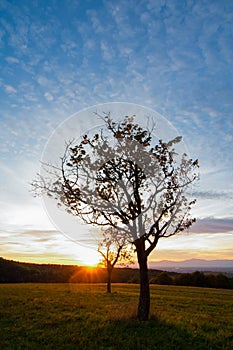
(0, 283, 232, 349)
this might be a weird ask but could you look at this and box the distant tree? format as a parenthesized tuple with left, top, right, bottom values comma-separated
(97, 228, 134, 293)
(173, 273, 191, 286)
(32, 114, 198, 320)
(191, 271, 206, 287)
(213, 273, 230, 289)
(150, 271, 173, 285)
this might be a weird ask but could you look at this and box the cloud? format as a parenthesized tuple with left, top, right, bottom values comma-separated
(190, 218, 233, 234)
(85, 9, 103, 34)
(20, 229, 57, 238)
(44, 92, 54, 101)
(5, 56, 20, 64)
(0, 228, 57, 243)
(4, 85, 17, 94)
(149, 228, 233, 261)
(194, 190, 233, 201)
(149, 247, 233, 262)
(0, 227, 99, 265)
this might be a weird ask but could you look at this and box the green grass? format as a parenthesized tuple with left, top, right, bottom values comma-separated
(0, 283, 232, 349)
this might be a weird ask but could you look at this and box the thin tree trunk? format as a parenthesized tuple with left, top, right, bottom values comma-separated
(136, 240, 150, 321)
(107, 266, 112, 293)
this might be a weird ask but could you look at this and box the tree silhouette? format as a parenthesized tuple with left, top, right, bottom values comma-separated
(97, 227, 134, 293)
(150, 271, 173, 285)
(32, 114, 198, 320)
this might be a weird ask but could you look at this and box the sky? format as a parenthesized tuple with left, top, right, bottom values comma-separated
(0, 0, 232, 266)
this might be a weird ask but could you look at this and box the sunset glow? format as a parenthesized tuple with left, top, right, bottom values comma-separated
(76, 249, 102, 267)
(0, 0, 232, 265)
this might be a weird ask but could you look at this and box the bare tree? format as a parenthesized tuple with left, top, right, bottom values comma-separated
(97, 227, 134, 293)
(32, 114, 198, 320)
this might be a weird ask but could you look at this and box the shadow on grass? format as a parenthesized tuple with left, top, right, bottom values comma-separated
(79, 316, 228, 350)
(1, 313, 231, 350)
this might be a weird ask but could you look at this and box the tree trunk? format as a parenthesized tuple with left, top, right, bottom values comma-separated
(107, 265, 113, 293)
(136, 240, 150, 321)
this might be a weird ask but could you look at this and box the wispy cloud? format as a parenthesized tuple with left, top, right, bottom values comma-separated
(0, 227, 99, 265)
(4, 84, 17, 93)
(44, 92, 54, 101)
(190, 218, 233, 234)
(194, 190, 233, 201)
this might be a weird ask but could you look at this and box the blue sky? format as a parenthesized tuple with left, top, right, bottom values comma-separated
(0, 0, 232, 265)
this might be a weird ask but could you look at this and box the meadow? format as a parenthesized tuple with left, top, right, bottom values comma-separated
(0, 283, 232, 350)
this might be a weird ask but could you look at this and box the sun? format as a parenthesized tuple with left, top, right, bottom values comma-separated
(84, 255, 101, 267)
(77, 247, 101, 267)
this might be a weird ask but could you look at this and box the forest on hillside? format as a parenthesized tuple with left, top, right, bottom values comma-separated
(0, 257, 232, 289)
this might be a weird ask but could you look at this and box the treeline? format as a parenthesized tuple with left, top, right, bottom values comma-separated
(150, 270, 233, 289)
(0, 257, 232, 289)
(0, 257, 77, 283)
(0, 257, 140, 284)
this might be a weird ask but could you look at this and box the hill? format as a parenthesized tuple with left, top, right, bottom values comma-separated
(0, 257, 232, 289)
(0, 257, 142, 284)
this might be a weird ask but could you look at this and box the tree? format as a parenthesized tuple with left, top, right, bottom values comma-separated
(32, 114, 198, 320)
(150, 271, 173, 285)
(97, 227, 134, 293)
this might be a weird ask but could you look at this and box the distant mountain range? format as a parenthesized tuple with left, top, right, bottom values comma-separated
(149, 259, 233, 273)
